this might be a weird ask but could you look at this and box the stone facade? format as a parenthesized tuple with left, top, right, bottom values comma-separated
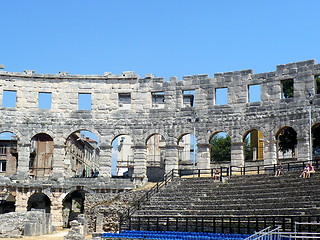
(0, 59, 319, 228)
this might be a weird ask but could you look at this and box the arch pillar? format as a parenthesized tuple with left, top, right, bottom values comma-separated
(197, 143, 210, 169)
(132, 145, 147, 179)
(264, 139, 277, 165)
(164, 145, 179, 176)
(52, 144, 65, 180)
(297, 136, 310, 162)
(51, 192, 64, 229)
(98, 144, 112, 179)
(16, 142, 31, 179)
(231, 142, 244, 167)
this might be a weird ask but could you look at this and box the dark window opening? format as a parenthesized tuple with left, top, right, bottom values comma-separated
(119, 93, 131, 108)
(183, 90, 195, 107)
(281, 79, 294, 99)
(315, 75, 320, 95)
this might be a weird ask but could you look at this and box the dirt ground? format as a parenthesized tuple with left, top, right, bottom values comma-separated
(0, 230, 92, 240)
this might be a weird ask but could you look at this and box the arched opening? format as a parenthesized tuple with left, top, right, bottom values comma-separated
(178, 133, 197, 166)
(0, 193, 15, 214)
(65, 130, 100, 178)
(62, 190, 86, 228)
(209, 132, 231, 163)
(146, 134, 165, 182)
(0, 132, 18, 176)
(312, 123, 320, 159)
(29, 133, 53, 179)
(27, 193, 51, 213)
(243, 129, 264, 161)
(276, 127, 297, 160)
(111, 135, 133, 177)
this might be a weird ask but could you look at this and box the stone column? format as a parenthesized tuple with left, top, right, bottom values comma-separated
(164, 145, 179, 176)
(16, 142, 31, 179)
(231, 142, 244, 167)
(51, 193, 64, 229)
(98, 144, 112, 179)
(132, 145, 147, 179)
(197, 143, 210, 170)
(51, 143, 65, 180)
(264, 139, 277, 165)
(15, 190, 28, 212)
(297, 136, 310, 162)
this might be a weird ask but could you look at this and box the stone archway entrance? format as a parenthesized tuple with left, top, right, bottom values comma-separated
(27, 193, 51, 213)
(62, 190, 86, 228)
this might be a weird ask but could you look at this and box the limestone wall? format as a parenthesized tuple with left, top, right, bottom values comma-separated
(0, 60, 319, 179)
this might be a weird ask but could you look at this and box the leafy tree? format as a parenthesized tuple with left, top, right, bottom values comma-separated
(210, 135, 231, 162)
(278, 127, 297, 155)
(282, 79, 294, 98)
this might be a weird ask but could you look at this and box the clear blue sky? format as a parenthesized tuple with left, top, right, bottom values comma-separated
(1, 0, 319, 80)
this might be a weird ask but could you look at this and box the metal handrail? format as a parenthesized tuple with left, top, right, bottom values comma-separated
(230, 159, 319, 177)
(119, 169, 176, 229)
(244, 226, 282, 240)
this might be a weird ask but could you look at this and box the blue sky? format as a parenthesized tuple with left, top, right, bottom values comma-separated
(1, 0, 319, 80)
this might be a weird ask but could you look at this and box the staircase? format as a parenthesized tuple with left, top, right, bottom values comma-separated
(124, 171, 320, 234)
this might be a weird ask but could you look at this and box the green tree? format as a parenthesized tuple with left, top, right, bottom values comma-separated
(210, 135, 231, 162)
(278, 127, 297, 155)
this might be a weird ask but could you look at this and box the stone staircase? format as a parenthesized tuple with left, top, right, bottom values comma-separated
(124, 171, 320, 233)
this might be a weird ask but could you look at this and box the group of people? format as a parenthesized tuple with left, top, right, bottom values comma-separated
(275, 162, 315, 178)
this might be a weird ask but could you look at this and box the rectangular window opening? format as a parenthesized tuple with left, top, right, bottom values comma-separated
(2, 90, 17, 108)
(0, 160, 6, 172)
(38, 92, 52, 109)
(78, 93, 92, 110)
(183, 90, 195, 107)
(281, 79, 294, 99)
(315, 75, 320, 95)
(152, 92, 165, 108)
(119, 93, 131, 109)
(215, 88, 228, 105)
(248, 84, 261, 103)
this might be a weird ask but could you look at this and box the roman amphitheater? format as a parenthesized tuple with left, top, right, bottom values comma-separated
(0, 59, 319, 233)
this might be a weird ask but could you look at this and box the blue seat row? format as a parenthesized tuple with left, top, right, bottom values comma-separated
(102, 230, 251, 239)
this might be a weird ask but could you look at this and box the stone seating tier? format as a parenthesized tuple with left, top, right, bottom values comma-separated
(132, 171, 320, 218)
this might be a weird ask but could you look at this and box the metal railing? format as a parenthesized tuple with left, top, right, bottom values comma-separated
(119, 169, 176, 230)
(230, 159, 319, 176)
(125, 216, 320, 234)
(245, 226, 282, 240)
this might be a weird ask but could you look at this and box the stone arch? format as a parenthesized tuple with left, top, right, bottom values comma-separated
(27, 193, 51, 213)
(0, 192, 15, 214)
(62, 189, 87, 228)
(111, 134, 134, 177)
(145, 133, 166, 182)
(0, 131, 18, 175)
(177, 133, 197, 166)
(209, 131, 231, 163)
(64, 130, 100, 178)
(63, 127, 101, 143)
(29, 133, 54, 180)
(243, 129, 265, 161)
(276, 126, 298, 160)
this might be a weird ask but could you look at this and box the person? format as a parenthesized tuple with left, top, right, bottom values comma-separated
(300, 163, 311, 178)
(213, 169, 220, 180)
(275, 163, 284, 176)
